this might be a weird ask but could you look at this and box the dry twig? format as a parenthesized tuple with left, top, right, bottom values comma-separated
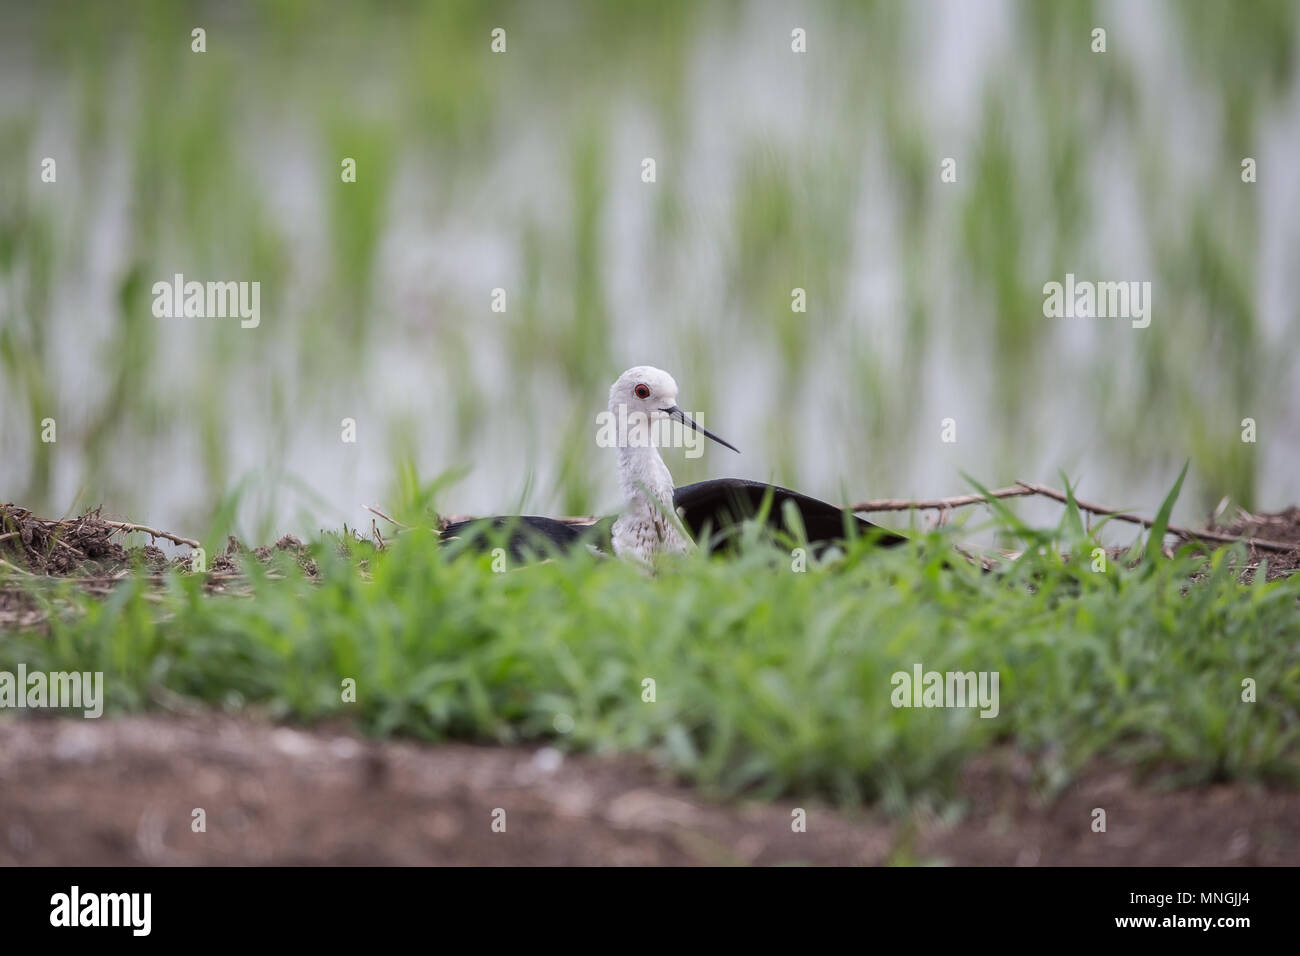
(850, 486, 1035, 512)
(99, 520, 199, 549)
(364, 504, 408, 529)
(1012, 481, 1295, 553)
(847, 481, 1293, 554)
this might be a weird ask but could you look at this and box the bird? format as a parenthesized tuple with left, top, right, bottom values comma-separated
(440, 365, 906, 561)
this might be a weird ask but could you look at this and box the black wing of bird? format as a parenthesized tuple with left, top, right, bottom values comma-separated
(440, 516, 611, 561)
(673, 478, 907, 550)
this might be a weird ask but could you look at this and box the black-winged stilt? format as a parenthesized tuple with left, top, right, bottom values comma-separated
(441, 366, 906, 560)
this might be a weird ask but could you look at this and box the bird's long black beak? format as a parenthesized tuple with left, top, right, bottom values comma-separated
(664, 406, 740, 453)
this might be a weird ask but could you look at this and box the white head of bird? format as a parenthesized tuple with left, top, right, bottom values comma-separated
(606, 365, 739, 562)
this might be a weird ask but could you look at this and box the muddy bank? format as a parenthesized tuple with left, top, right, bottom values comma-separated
(0, 714, 1294, 866)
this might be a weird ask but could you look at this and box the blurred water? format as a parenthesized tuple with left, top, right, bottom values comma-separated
(1, 0, 1297, 542)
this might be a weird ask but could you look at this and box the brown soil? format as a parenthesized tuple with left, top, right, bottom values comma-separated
(0, 504, 324, 628)
(1215, 505, 1300, 578)
(0, 713, 1294, 866)
(0, 503, 320, 578)
(0, 505, 164, 576)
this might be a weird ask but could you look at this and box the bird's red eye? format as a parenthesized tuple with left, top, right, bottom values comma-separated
(634, 384, 650, 399)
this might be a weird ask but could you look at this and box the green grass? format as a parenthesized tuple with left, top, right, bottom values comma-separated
(3, 476, 1297, 810)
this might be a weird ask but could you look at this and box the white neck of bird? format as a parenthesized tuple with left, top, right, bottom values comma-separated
(617, 443, 675, 510)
